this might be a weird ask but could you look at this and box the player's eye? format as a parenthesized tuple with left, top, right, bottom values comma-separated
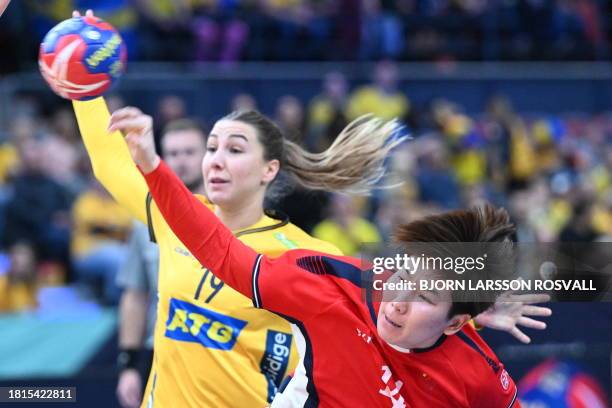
(229, 147, 243, 154)
(419, 294, 434, 305)
(206, 145, 217, 152)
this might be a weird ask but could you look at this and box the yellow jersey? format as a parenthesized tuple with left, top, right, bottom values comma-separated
(346, 85, 410, 121)
(71, 189, 133, 256)
(73, 98, 341, 408)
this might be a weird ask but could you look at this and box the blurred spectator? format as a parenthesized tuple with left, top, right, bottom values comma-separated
(106, 94, 126, 113)
(432, 99, 487, 187)
(154, 95, 187, 150)
(2, 137, 72, 273)
(307, 71, 349, 151)
(275, 95, 306, 142)
(50, 107, 80, 144)
(346, 60, 410, 121)
(71, 178, 132, 304)
(41, 134, 84, 198)
(558, 199, 599, 242)
(0, 242, 38, 312)
(115, 221, 158, 408)
(359, 0, 404, 60)
(156, 95, 187, 128)
(485, 96, 534, 189)
(231, 93, 258, 112)
(312, 193, 381, 256)
(192, 0, 248, 63)
(255, 0, 337, 60)
(414, 135, 461, 209)
(373, 190, 419, 240)
(132, 0, 191, 60)
(334, 0, 360, 59)
(0, 139, 19, 185)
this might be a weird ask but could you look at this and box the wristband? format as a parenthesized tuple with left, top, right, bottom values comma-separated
(117, 348, 141, 371)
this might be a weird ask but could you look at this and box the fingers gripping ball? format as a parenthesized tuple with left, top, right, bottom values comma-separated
(39, 14, 127, 100)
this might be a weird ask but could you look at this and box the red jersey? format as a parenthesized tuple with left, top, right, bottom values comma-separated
(144, 160, 520, 408)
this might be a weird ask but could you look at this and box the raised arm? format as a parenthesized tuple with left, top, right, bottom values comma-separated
(143, 159, 347, 320)
(115, 109, 346, 319)
(142, 159, 259, 298)
(73, 98, 149, 223)
(109, 105, 259, 297)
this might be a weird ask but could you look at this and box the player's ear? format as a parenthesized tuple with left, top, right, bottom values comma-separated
(443, 314, 471, 335)
(262, 159, 280, 184)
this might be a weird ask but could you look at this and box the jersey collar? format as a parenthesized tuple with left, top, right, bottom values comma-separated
(200, 192, 290, 238)
(410, 334, 447, 353)
(385, 334, 447, 356)
(234, 209, 289, 238)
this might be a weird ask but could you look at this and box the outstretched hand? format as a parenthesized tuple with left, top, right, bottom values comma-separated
(474, 292, 552, 344)
(108, 107, 160, 173)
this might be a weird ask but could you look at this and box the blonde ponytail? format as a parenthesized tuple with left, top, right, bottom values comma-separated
(283, 115, 407, 194)
(221, 110, 408, 196)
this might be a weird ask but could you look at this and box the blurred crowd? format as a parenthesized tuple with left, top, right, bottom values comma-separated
(0, 61, 611, 312)
(1, 0, 610, 75)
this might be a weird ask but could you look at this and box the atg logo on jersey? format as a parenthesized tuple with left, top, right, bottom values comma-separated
(260, 330, 292, 402)
(165, 298, 247, 350)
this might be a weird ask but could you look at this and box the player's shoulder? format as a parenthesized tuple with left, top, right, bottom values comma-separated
(278, 221, 343, 255)
(194, 193, 213, 209)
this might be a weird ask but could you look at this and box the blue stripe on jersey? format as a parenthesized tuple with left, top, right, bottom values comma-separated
(456, 331, 500, 374)
(296, 257, 379, 328)
(363, 271, 378, 324)
(296, 256, 363, 287)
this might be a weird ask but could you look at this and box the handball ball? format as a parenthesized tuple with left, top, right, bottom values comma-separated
(39, 14, 126, 100)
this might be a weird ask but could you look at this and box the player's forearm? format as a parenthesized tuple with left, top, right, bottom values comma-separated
(119, 289, 148, 348)
(143, 160, 258, 298)
(73, 98, 148, 223)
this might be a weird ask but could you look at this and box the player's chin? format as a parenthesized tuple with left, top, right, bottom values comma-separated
(206, 190, 232, 204)
(377, 320, 400, 343)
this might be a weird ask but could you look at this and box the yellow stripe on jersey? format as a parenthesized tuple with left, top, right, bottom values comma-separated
(73, 98, 342, 408)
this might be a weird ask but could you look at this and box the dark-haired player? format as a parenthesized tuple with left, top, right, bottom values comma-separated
(122, 124, 528, 407)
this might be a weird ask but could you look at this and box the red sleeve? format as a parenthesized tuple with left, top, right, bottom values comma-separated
(143, 160, 343, 321)
(143, 160, 258, 299)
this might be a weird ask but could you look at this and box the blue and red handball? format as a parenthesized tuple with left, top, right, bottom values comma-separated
(38, 13, 126, 100)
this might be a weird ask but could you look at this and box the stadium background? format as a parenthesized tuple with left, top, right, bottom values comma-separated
(0, 0, 611, 407)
